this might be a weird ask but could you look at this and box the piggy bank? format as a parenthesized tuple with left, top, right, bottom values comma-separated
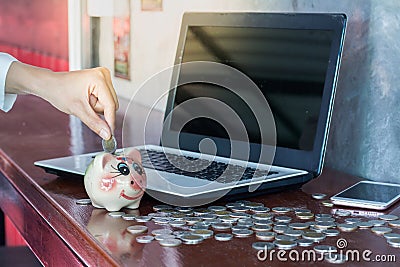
(84, 148, 146, 211)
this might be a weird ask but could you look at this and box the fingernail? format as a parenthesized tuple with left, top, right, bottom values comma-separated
(99, 128, 110, 140)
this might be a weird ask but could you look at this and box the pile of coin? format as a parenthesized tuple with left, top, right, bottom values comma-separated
(101, 199, 400, 264)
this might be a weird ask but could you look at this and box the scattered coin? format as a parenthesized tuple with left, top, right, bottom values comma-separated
(192, 229, 214, 239)
(208, 205, 226, 212)
(383, 233, 400, 240)
(136, 235, 155, 244)
(273, 226, 289, 234)
(378, 214, 399, 221)
(275, 235, 297, 242)
(302, 232, 326, 242)
(214, 211, 231, 217)
(169, 220, 186, 227)
(108, 212, 125, 218)
(296, 212, 314, 220)
(244, 202, 264, 209)
(135, 216, 152, 222)
(102, 135, 117, 154)
(335, 210, 351, 217)
(252, 213, 274, 220)
(345, 218, 362, 224)
(357, 221, 374, 229)
(315, 217, 335, 223)
(312, 193, 327, 200)
(122, 214, 137, 221)
(153, 205, 172, 211)
(193, 208, 211, 216)
(314, 245, 337, 254)
(191, 222, 209, 230)
(230, 205, 250, 213)
(272, 207, 292, 213)
(211, 223, 232, 231)
(294, 208, 311, 214)
(215, 233, 233, 241)
(323, 229, 340, 237)
(232, 229, 254, 238)
(252, 224, 272, 232)
(220, 216, 237, 223)
(153, 217, 171, 224)
(127, 225, 148, 235)
(184, 217, 202, 225)
(321, 201, 334, 207)
(152, 229, 173, 236)
(250, 207, 270, 213)
(76, 198, 92, 205)
(181, 234, 204, 245)
(315, 221, 336, 230)
(230, 212, 251, 219)
(388, 220, 400, 228)
(289, 223, 309, 230)
(155, 234, 176, 241)
(297, 238, 314, 247)
(325, 253, 348, 264)
(273, 240, 297, 250)
(369, 220, 386, 227)
(173, 230, 191, 238)
(284, 229, 303, 237)
(252, 242, 275, 251)
(371, 227, 393, 235)
(159, 238, 182, 247)
(337, 223, 357, 232)
(254, 219, 273, 226)
(256, 231, 276, 241)
(315, 213, 332, 219)
(275, 216, 292, 223)
(387, 238, 400, 248)
(237, 221, 254, 228)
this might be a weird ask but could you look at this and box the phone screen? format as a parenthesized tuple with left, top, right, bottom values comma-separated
(336, 182, 400, 203)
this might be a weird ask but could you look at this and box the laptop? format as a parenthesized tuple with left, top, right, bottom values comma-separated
(35, 12, 347, 205)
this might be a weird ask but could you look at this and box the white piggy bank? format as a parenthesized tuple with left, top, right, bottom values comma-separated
(84, 148, 146, 211)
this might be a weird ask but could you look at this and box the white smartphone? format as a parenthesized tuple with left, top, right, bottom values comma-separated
(330, 181, 400, 210)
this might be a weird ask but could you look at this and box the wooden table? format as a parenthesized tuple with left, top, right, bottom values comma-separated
(0, 95, 399, 266)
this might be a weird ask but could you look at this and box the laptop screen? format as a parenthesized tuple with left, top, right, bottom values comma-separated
(164, 12, 346, 174)
(171, 26, 334, 151)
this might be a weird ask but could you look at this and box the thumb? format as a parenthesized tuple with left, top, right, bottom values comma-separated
(77, 105, 112, 140)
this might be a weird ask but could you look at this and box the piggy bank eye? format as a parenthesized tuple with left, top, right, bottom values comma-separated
(132, 162, 143, 175)
(117, 162, 130, 175)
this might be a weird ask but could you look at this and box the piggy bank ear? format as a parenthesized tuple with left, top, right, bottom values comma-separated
(123, 148, 142, 161)
(94, 152, 115, 169)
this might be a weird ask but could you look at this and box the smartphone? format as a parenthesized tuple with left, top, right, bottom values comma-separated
(330, 181, 400, 210)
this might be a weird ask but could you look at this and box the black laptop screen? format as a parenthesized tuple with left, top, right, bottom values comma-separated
(170, 26, 334, 151)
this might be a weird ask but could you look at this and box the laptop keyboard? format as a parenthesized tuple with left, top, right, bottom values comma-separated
(139, 149, 279, 184)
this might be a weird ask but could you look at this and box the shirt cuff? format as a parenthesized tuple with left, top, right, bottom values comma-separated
(0, 53, 18, 112)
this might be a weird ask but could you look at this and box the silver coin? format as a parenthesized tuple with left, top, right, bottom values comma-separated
(254, 219, 273, 226)
(378, 214, 399, 221)
(312, 193, 327, 200)
(215, 233, 233, 241)
(256, 231, 276, 241)
(237, 221, 254, 228)
(294, 208, 311, 214)
(315, 213, 332, 219)
(245, 202, 264, 208)
(155, 234, 176, 241)
(76, 198, 92, 205)
(337, 223, 357, 232)
(252, 213, 274, 220)
(230, 205, 250, 213)
(383, 233, 400, 239)
(289, 223, 309, 230)
(315, 217, 335, 223)
(369, 219, 386, 227)
(252, 242, 275, 251)
(387, 238, 400, 248)
(192, 229, 214, 239)
(122, 214, 137, 221)
(357, 221, 374, 229)
(170, 213, 186, 220)
(193, 208, 210, 216)
(181, 234, 204, 245)
(184, 217, 202, 225)
(136, 235, 154, 244)
(309, 226, 325, 233)
(232, 229, 254, 238)
(230, 212, 251, 218)
(159, 238, 182, 247)
(220, 216, 237, 223)
(173, 230, 191, 238)
(213, 211, 231, 217)
(335, 210, 351, 217)
(153, 217, 171, 225)
(135, 216, 152, 222)
(296, 212, 314, 220)
(208, 205, 226, 212)
(273, 226, 289, 234)
(108, 211, 125, 218)
(388, 220, 400, 228)
(272, 207, 292, 213)
(284, 229, 303, 237)
(297, 238, 314, 247)
(211, 223, 232, 231)
(314, 245, 337, 254)
(273, 240, 297, 250)
(238, 218, 253, 224)
(275, 235, 297, 242)
(302, 232, 326, 242)
(251, 207, 270, 213)
(325, 253, 348, 264)
(315, 221, 336, 230)
(275, 216, 292, 223)
(205, 219, 222, 225)
(102, 135, 117, 154)
(127, 225, 148, 235)
(252, 224, 272, 232)
(153, 204, 173, 211)
(175, 206, 193, 213)
(274, 222, 288, 228)
(321, 201, 334, 207)
(191, 222, 209, 230)
(344, 218, 362, 224)
(371, 226, 392, 235)
(225, 203, 238, 209)
(323, 229, 340, 237)
(152, 229, 173, 236)
(169, 220, 186, 227)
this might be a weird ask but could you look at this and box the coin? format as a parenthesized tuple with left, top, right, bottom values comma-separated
(211, 223, 232, 231)
(152, 229, 173, 236)
(337, 223, 357, 232)
(273, 240, 297, 250)
(237, 221, 254, 228)
(169, 220, 186, 227)
(296, 212, 314, 220)
(335, 210, 351, 217)
(315, 221, 336, 230)
(230, 205, 250, 213)
(122, 214, 137, 221)
(191, 222, 210, 230)
(252, 213, 274, 220)
(302, 232, 326, 242)
(378, 214, 399, 221)
(254, 219, 273, 226)
(220, 216, 237, 223)
(232, 229, 254, 238)
(272, 207, 292, 213)
(127, 225, 148, 235)
(323, 229, 340, 237)
(275, 235, 297, 242)
(136, 216, 152, 222)
(369, 220, 386, 227)
(155, 234, 176, 241)
(315, 213, 332, 219)
(312, 193, 327, 200)
(345, 218, 362, 224)
(181, 234, 204, 245)
(294, 208, 311, 214)
(245, 202, 264, 208)
(136, 235, 155, 244)
(215, 233, 233, 241)
(173, 230, 191, 238)
(230, 212, 251, 218)
(387, 238, 400, 248)
(108, 211, 125, 218)
(371, 226, 392, 235)
(252, 242, 275, 251)
(153, 217, 171, 224)
(314, 245, 337, 254)
(256, 231, 276, 241)
(76, 198, 92, 205)
(192, 229, 214, 239)
(357, 221, 374, 229)
(159, 238, 182, 247)
(388, 220, 400, 228)
(284, 229, 303, 237)
(325, 253, 348, 264)
(214, 211, 231, 217)
(383, 233, 400, 239)
(208, 205, 226, 212)
(297, 238, 314, 247)
(102, 135, 117, 154)
(252, 224, 272, 232)
(273, 226, 289, 234)
(289, 223, 309, 230)
(275, 216, 292, 223)
(250, 207, 270, 213)
(184, 217, 202, 225)
(193, 208, 211, 216)
(153, 204, 173, 211)
(321, 201, 334, 207)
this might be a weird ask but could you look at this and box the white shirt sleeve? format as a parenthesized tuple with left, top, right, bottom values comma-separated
(0, 53, 18, 112)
